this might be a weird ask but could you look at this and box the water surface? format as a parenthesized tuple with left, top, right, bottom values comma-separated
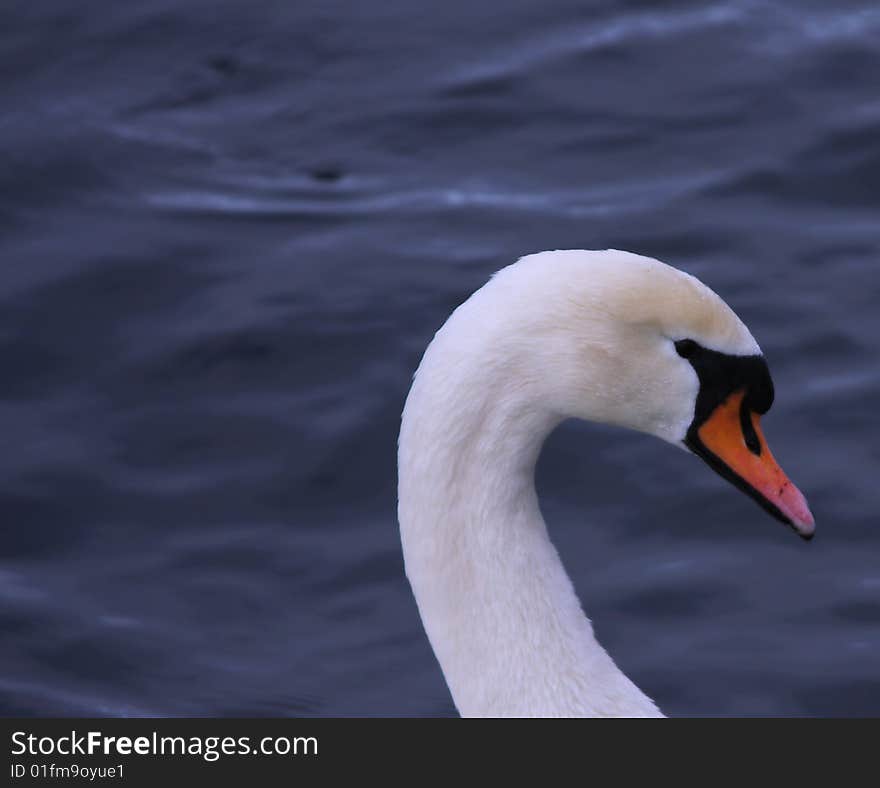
(1, 0, 878, 716)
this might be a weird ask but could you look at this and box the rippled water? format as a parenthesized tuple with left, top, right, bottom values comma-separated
(1, 1, 878, 716)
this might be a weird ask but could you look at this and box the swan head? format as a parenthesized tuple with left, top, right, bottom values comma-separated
(485, 249, 815, 539)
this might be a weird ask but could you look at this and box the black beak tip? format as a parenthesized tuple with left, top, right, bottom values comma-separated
(783, 515, 814, 542)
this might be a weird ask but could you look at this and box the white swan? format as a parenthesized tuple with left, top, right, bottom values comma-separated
(398, 249, 814, 718)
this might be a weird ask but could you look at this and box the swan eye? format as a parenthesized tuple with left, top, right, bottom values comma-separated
(674, 339, 697, 358)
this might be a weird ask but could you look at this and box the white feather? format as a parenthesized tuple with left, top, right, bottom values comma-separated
(398, 249, 760, 717)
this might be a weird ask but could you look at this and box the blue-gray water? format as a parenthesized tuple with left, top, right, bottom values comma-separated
(1, 1, 878, 717)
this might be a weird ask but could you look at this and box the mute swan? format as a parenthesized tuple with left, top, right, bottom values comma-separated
(398, 249, 814, 718)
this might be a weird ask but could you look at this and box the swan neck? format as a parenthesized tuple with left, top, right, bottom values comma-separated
(398, 330, 661, 717)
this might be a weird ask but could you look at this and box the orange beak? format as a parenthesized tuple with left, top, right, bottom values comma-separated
(694, 389, 815, 539)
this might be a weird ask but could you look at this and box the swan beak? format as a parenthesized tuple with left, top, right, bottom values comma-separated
(690, 390, 815, 540)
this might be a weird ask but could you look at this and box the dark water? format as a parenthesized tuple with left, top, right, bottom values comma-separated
(1, 0, 878, 717)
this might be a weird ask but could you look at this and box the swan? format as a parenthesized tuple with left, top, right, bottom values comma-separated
(397, 249, 814, 718)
